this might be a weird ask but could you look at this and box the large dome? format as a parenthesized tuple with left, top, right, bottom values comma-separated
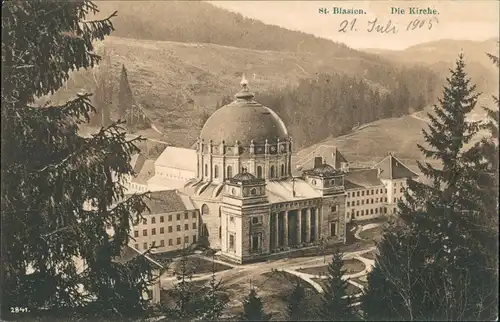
(200, 80, 288, 146)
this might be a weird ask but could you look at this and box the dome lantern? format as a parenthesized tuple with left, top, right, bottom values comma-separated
(235, 74, 255, 100)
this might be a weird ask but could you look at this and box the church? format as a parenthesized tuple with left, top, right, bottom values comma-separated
(125, 77, 419, 264)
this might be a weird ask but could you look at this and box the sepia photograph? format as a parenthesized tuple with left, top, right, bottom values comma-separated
(1, 0, 498, 321)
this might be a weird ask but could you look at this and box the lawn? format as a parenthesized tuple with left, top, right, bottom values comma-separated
(222, 270, 318, 321)
(361, 251, 377, 260)
(168, 256, 232, 276)
(296, 258, 366, 276)
(359, 227, 384, 242)
(312, 278, 361, 296)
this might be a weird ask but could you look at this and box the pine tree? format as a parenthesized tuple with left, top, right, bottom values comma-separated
(118, 64, 134, 121)
(286, 281, 306, 321)
(1, 1, 154, 319)
(198, 253, 229, 321)
(241, 288, 270, 321)
(319, 249, 355, 321)
(362, 54, 498, 320)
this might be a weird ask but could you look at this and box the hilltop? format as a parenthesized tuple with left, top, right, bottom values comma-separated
(366, 38, 499, 94)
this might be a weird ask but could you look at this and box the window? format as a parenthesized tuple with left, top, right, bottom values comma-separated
(227, 166, 233, 178)
(143, 242, 147, 250)
(184, 213, 188, 220)
(152, 228, 156, 235)
(371, 189, 374, 194)
(168, 215, 172, 221)
(201, 204, 209, 216)
(230, 216, 234, 222)
(366, 190, 370, 196)
(376, 189, 379, 194)
(204, 164, 208, 176)
(394, 188, 396, 193)
(142, 218, 147, 225)
(257, 166, 263, 178)
(251, 235, 259, 252)
(370, 209, 374, 214)
(356, 211, 359, 216)
(160, 216, 164, 223)
(356, 200, 360, 206)
(214, 165, 219, 178)
(176, 237, 181, 245)
(330, 222, 338, 236)
(134, 231, 139, 238)
(361, 200, 364, 205)
(362, 191, 365, 196)
(357, 191, 360, 197)
(250, 188, 257, 196)
(160, 240, 165, 247)
(176, 225, 181, 232)
(168, 239, 173, 246)
(361, 210, 364, 215)
(219, 226, 221, 239)
(347, 192, 351, 197)
(193, 212, 197, 219)
(160, 227, 164, 234)
(347, 201, 350, 207)
(281, 164, 285, 176)
(176, 214, 181, 221)
(134, 244, 139, 249)
(371, 199, 374, 204)
(192, 222, 197, 229)
(270, 165, 275, 178)
(400, 188, 404, 193)
(168, 226, 173, 233)
(384, 207, 387, 214)
(384, 197, 388, 202)
(375, 208, 379, 214)
(184, 236, 189, 244)
(229, 234, 235, 250)
(143, 229, 147, 236)
(193, 235, 197, 243)
(184, 224, 189, 230)
(252, 217, 259, 224)
(151, 217, 156, 224)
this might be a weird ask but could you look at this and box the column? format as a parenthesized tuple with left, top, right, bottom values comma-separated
(297, 209, 302, 245)
(274, 212, 279, 249)
(283, 211, 289, 247)
(305, 208, 311, 243)
(314, 208, 319, 241)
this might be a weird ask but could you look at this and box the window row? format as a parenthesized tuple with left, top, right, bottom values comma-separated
(135, 212, 197, 225)
(204, 164, 289, 179)
(347, 188, 386, 198)
(134, 222, 197, 237)
(347, 197, 387, 207)
(134, 235, 197, 250)
(351, 207, 388, 218)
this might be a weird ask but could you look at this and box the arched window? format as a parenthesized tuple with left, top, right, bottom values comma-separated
(201, 204, 210, 216)
(270, 165, 275, 178)
(204, 164, 208, 176)
(227, 166, 233, 178)
(257, 166, 263, 179)
(250, 188, 257, 196)
(214, 165, 219, 178)
(218, 206, 221, 218)
(280, 164, 285, 176)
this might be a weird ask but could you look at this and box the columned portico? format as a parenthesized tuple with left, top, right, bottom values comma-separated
(296, 209, 302, 245)
(305, 208, 311, 243)
(283, 211, 289, 247)
(314, 207, 319, 240)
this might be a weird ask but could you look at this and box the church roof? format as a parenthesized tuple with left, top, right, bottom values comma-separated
(199, 77, 288, 146)
(227, 168, 264, 185)
(373, 153, 419, 180)
(344, 168, 383, 189)
(155, 146, 197, 172)
(303, 163, 341, 177)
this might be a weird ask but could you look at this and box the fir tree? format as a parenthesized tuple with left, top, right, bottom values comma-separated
(241, 287, 270, 321)
(286, 280, 306, 321)
(319, 249, 355, 321)
(198, 253, 229, 321)
(1, 1, 154, 319)
(118, 64, 134, 121)
(362, 54, 498, 320)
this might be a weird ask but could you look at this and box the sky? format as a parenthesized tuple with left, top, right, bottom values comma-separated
(210, 1, 499, 50)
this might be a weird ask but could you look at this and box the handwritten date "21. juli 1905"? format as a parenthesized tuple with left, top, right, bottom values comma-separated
(338, 17, 439, 33)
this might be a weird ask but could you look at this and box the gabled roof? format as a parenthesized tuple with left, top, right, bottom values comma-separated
(130, 153, 147, 174)
(266, 178, 321, 203)
(131, 159, 155, 184)
(332, 147, 349, 169)
(373, 153, 419, 180)
(113, 245, 163, 269)
(155, 146, 197, 172)
(141, 190, 196, 214)
(344, 168, 383, 189)
(295, 145, 349, 172)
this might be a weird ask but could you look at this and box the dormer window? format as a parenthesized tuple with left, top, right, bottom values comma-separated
(330, 179, 335, 185)
(311, 179, 317, 185)
(250, 188, 257, 196)
(231, 188, 236, 195)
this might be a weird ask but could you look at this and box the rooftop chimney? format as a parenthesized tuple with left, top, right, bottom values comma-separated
(314, 156, 323, 168)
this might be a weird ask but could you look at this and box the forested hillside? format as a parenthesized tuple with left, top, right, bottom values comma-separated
(94, 0, 385, 62)
(257, 69, 439, 149)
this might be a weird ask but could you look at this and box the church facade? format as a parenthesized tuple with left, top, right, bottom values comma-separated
(125, 78, 419, 264)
